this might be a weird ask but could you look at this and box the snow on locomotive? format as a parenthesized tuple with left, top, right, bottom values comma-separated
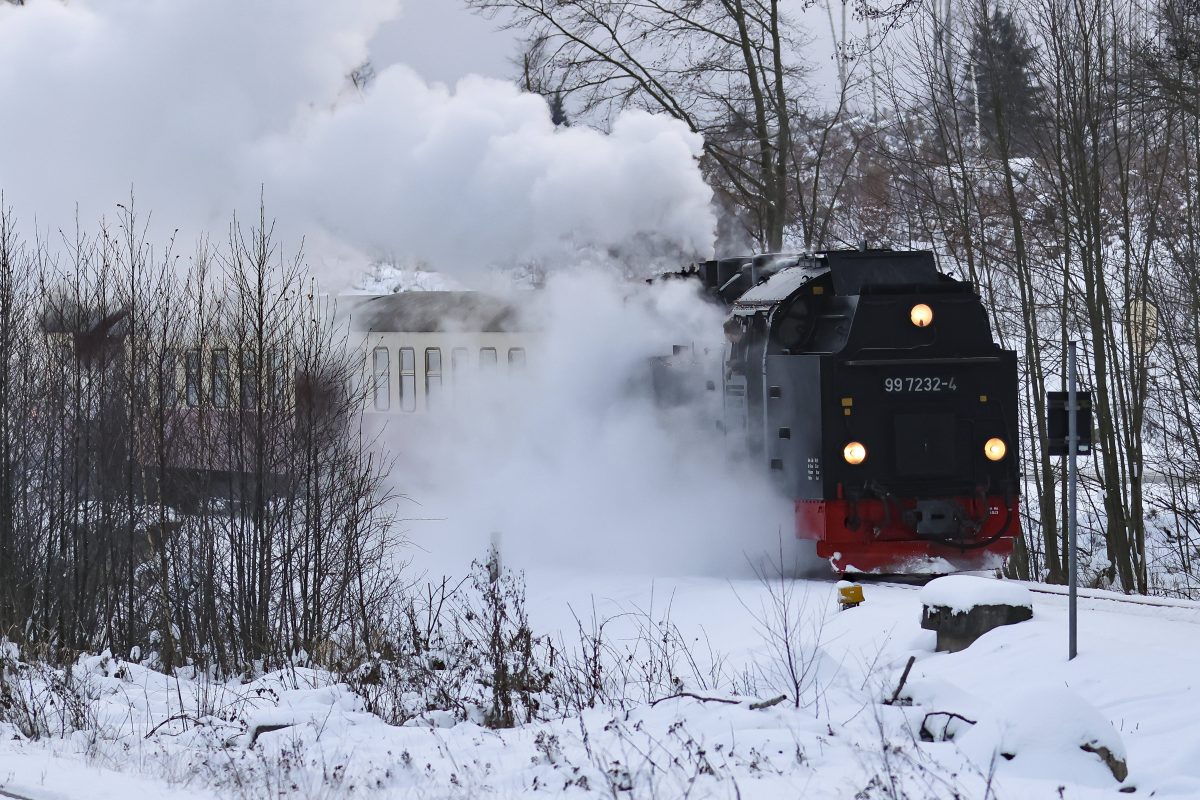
(701, 249, 1020, 573)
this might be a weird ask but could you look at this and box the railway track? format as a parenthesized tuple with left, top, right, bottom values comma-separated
(828, 572, 1200, 611)
(833, 573, 1200, 626)
(1018, 581, 1200, 611)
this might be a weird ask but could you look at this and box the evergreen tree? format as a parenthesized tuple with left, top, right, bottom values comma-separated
(1144, 0, 1200, 118)
(970, 9, 1043, 156)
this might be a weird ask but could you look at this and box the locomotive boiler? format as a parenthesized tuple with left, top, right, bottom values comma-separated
(699, 249, 1020, 573)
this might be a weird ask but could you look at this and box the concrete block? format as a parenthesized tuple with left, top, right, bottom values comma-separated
(921, 602, 1033, 652)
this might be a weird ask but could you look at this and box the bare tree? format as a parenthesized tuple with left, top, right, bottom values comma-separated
(0, 201, 400, 670)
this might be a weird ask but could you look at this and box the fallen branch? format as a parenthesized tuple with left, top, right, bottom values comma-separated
(749, 694, 788, 710)
(648, 692, 790, 711)
(650, 692, 741, 708)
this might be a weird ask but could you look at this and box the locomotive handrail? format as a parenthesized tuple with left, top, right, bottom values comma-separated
(843, 356, 1003, 366)
(857, 281, 976, 296)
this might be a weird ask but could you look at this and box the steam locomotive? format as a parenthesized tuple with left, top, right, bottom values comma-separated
(693, 249, 1020, 573)
(350, 251, 1019, 574)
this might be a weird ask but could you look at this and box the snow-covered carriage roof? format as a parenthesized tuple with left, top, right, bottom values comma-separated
(340, 291, 521, 333)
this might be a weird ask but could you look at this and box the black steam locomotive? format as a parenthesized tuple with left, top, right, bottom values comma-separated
(694, 249, 1020, 573)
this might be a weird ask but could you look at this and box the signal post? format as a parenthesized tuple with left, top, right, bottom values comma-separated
(1047, 342, 1092, 661)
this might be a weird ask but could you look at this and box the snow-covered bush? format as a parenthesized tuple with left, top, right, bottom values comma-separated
(0, 644, 97, 740)
(343, 552, 555, 729)
(343, 550, 743, 730)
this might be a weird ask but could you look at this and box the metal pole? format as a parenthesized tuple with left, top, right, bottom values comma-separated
(1068, 341, 1078, 660)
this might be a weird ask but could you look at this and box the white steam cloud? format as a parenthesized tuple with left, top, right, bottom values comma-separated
(263, 72, 716, 272)
(0, 0, 715, 277)
(392, 272, 796, 578)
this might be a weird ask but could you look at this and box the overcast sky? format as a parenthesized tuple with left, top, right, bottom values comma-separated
(371, 0, 860, 100)
(371, 0, 516, 85)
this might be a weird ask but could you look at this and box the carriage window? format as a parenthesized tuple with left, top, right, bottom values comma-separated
(400, 347, 416, 412)
(451, 348, 469, 381)
(185, 349, 201, 408)
(240, 352, 258, 410)
(372, 347, 390, 410)
(211, 349, 230, 408)
(480, 347, 497, 370)
(425, 348, 442, 404)
(508, 347, 526, 370)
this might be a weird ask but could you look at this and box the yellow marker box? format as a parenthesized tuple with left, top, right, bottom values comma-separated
(839, 584, 865, 606)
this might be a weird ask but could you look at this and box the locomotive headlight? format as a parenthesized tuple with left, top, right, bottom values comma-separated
(984, 437, 1007, 461)
(910, 303, 934, 328)
(843, 441, 867, 465)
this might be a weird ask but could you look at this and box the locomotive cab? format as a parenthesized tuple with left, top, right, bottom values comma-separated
(722, 250, 1019, 573)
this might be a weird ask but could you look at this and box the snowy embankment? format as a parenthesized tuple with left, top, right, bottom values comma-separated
(1, 571, 1198, 799)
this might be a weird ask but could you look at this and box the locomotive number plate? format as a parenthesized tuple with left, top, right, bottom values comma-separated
(883, 376, 958, 393)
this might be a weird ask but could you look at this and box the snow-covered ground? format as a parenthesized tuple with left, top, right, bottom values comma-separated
(1, 567, 1196, 799)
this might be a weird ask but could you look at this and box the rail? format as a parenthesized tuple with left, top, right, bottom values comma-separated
(1017, 581, 1200, 610)
(851, 575, 1200, 612)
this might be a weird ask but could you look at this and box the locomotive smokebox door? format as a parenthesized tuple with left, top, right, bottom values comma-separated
(894, 411, 957, 477)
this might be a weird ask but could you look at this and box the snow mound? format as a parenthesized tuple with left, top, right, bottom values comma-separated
(920, 575, 1033, 613)
(901, 676, 987, 721)
(240, 684, 376, 747)
(958, 686, 1129, 784)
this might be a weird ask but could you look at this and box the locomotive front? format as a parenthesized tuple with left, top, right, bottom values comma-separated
(720, 250, 1019, 573)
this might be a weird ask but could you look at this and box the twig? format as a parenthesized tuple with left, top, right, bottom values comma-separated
(920, 710, 978, 742)
(884, 655, 916, 706)
(143, 712, 203, 739)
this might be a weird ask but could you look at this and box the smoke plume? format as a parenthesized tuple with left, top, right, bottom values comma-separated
(0, 0, 714, 278)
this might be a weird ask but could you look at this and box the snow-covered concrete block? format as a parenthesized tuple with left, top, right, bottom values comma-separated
(920, 575, 1033, 652)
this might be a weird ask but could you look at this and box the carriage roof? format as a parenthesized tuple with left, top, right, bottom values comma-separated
(340, 291, 522, 333)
